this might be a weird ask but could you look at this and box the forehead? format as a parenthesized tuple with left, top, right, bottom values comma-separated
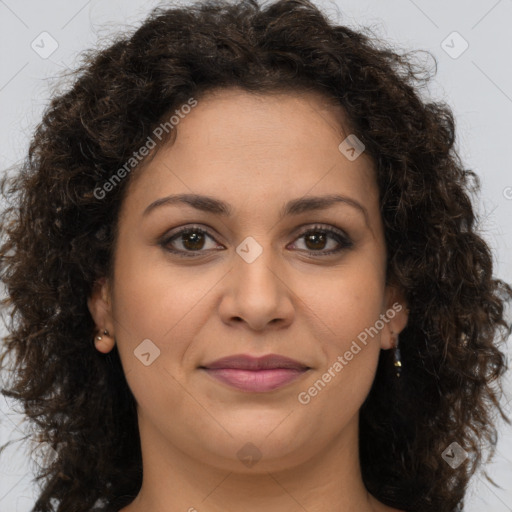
(120, 88, 377, 219)
(175, 87, 353, 150)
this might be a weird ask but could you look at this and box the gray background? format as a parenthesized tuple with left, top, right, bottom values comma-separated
(1, 0, 511, 510)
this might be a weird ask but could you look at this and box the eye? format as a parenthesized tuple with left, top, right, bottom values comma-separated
(159, 223, 353, 258)
(160, 225, 223, 257)
(287, 224, 353, 256)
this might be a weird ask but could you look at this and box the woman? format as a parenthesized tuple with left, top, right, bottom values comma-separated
(1, 1, 510, 511)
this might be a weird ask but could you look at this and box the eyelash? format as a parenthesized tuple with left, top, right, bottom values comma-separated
(159, 224, 354, 258)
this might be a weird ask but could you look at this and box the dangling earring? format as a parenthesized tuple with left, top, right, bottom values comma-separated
(392, 333, 402, 378)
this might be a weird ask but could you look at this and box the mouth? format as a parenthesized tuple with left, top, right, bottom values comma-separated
(199, 354, 311, 392)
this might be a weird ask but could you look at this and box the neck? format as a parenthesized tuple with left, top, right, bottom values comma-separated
(120, 413, 386, 512)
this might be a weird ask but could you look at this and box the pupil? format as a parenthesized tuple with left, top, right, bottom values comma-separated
(306, 232, 326, 250)
(184, 232, 204, 250)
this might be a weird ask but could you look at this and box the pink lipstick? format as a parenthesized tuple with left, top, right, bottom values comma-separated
(200, 354, 310, 392)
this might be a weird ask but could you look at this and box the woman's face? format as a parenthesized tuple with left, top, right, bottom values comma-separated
(89, 88, 408, 473)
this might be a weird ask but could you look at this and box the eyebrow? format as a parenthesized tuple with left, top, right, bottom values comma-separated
(143, 193, 369, 225)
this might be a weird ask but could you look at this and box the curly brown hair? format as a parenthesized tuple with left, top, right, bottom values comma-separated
(1, 0, 511, 511)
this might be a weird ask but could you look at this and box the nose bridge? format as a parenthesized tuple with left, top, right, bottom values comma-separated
(234, 234, 281, 293)
(220, 233, 294, 329)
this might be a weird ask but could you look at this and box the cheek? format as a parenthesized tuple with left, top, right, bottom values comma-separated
(109, 247, 191, 375)
(109, 253, 199, 423)
(297, 276, 383, 428)
(306, 258, 385, 341)
(110, 244, 228, 399)
(111, 240, 207, 339)
(299, 257, 384, 395)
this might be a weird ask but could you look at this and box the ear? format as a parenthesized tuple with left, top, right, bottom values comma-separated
(87, 276, 116, 354)
(380, 283, 409, 350)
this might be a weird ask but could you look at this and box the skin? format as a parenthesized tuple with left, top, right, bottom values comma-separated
(88, 87, 409, 512)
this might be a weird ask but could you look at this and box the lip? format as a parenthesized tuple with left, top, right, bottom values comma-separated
(199, 354, 311, 392)
(201, 354, 309, 371)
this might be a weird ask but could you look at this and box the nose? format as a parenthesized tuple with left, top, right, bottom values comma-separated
(218, 240, 295, 331)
